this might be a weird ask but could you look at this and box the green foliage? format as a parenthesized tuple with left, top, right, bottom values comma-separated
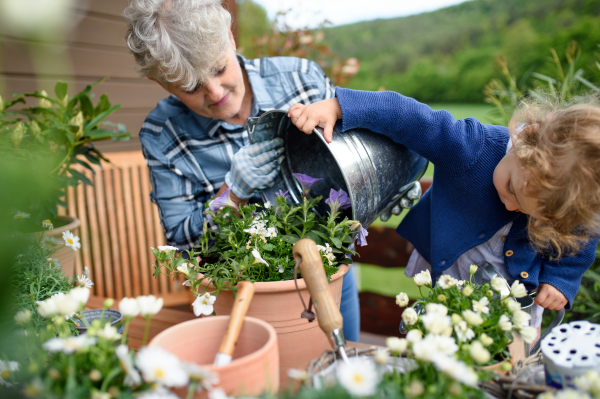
(0, 79, 131, 228)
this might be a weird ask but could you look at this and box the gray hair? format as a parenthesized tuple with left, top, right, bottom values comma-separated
(123, 0, 232, 91)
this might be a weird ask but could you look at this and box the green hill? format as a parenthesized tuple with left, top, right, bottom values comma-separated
(324, 0, 600, 102)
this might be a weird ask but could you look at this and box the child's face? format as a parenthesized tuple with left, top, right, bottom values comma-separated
(493, 151, 539, 216)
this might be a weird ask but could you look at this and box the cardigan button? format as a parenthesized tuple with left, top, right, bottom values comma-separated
(440, 260, 446, 266)
(478, 233, 485, 239)
(501, 236, 506, 242)
(520, 271, 529, 278)
(505, 250, 514, 257)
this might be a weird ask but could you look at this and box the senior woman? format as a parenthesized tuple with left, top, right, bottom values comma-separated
(123, 0, 359, 340)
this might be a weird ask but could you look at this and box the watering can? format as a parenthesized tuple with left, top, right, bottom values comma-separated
(245, 110, 428, 228)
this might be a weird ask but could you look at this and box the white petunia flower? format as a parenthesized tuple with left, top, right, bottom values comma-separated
(433, 356, 479, 387)
(13, 211, 30, 219)
(405, 329, 423, 343)
(510, 280, 528, 298)
(469, 341, 491, 364)
(176, 262, 191, 276)
(251, 249, 269, 266)
(402, 307, 418, 326)
(462, 309, 484, 326)
(115, 345, 142, 386)
(157, 245, 178, 253)
(182, 362, 219, 391)
(472, 297, 490, 314)
(386, 337, 408, 355)
(336, 357, 380, 397)
(511, 310, 531, 329)
(119, 297, 140, 318)
(266, 227, 277, 238)
(0, 360, 19, 387)
(425, 303, 448, 316)
(182, 280, 192, 286)
(277, 265, 284, 273)
(454, 320, 475, 342)
(263, 201, 271, 209)
(506, 298, 521, 313)
(519, 326, 537, 344)
(77, 273, 94, 289)
(192, 293, 216, 317)
(413, 269, 432, 287)
(498, 315, 513, 331)
(420, 313, 452, 335)
(137, 295, 164, 317)
(43, 335, 97, 354)
(396, 292, 409, 307)
(97, 324, 121, 341)
(62, 230, 81, 251)
(135, 346, 189, 387)
(14, 309, 32, 325)
(438, 274, 458, 289)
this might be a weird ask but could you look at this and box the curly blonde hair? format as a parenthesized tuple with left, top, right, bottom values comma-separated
(509, 96, 600, 259)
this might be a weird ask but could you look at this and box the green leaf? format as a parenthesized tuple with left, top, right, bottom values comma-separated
(55, 81, 68, 100)
(338, 257, 353, 265)
(303, 221, 315, 230)
(75, 159, 96, 174)
(331, 237, 342, 248)
(85, 129, 118, 141)
(68, 168, 93, 186)
(79, 94, 94, 117)
(95, 93, 111, 115)
(281, 235, 300, 245)
(262, 243, 276, 251)
(83, 152, 102, 167)
(306, 231, 322, 245)
(84, 104, 121, 132)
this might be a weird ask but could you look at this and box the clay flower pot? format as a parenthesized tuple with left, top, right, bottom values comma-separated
(36, 215, 80, 277)
(201, 264, 349, 388)
(149, 315, 279, 398)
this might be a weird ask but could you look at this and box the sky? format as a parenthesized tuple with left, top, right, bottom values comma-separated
(252, 0, 472, 29)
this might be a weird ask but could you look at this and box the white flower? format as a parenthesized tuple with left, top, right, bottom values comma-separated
(182, 362, 219, 391)
(251, 249, 269, 266)
(480, 333, 494, 347)
(266, 227, 277, 238)
(511, 310, 531, 329)
(68, 287, 90, 309)
(472, 297, 490, 314)
(374, 349, 390, 365)
(14, 309, 32, 325)
(92, 391, 111, 399)
(411, 339, 437, 362)
(288, 368, 309, 381)
(209, 388, 233, 399)
(421, 313, 452, 335)
(43, 335, 97, 354)
(401, 307, 418, 326)
(115, 345, 142, 386)
(176, 262, 191, 276)
(433, 356, 479, 387)
(0, 360, 19, 387)
(462, 285, 474, 297)
(42, 219, 53, 229)
(406, 329, 423, 343)
(519, 326, 537, 344)
(469, 264, 478, 275)
(316, 243, 333, 254)
(183, 280, 192, 286)
(137, 295, 164, 317)
(510, 280, 528, 298)
(451, 314, 463, 325)
(469, 341, 491, 364)
(336, 357, 380, 397)
(137, 389, 183, 399)
(506, 298, 521, 313)
(462, 310, 484, 326)
(76, 274, 94, 289)
(263, 201, 272, 209)
(277, 265, 284, 273)
(135, 346, 189, 387)
(62, 230, 81, 251)
(37, 295, 59, 318)
(119, 297, 140, 318)
(413, 335, 458, 362)
(498, 314, 513, 331)
(13, 211, 30, 219)
(406, 380, 425, 397)
(157, 245, 178, 253)
(97, 324, 121, 340)
(386, 337, 408, 355)
(425, 303, 448, 316)
(553, 389, 594, 399)
(491, 277, 509, 293)
(413, 269, 432, 287)
(192, 293, 216, 316)
(454, 321, 475, 342)
(438, 275, 458, 289)
(395, 292, 409, 307)
(575, 370, 600, 397)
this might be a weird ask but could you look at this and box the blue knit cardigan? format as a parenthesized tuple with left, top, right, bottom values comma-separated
(335, 88, 598, 308)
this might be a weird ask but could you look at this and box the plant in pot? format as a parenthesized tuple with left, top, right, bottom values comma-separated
(152, 173, 368, 385)
(0, 79, 131, 276)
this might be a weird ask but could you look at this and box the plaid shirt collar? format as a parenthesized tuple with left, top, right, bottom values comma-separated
(170, 54, 274, 139)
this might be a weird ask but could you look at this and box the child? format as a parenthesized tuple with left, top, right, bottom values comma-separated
(288, 88, 600, 331)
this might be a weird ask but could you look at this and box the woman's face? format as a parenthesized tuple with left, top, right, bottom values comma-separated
(165, 32, 247, 122)
(493, 151, 538, 216)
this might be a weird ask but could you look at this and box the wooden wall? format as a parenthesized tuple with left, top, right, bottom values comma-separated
(0, 0, 237, 153)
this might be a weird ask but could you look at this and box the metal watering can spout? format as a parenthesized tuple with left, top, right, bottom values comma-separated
(245, 110, 428, 228)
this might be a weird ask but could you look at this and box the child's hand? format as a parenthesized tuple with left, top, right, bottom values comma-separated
(288, 98, 342, 143)
(534, 283, 568, 310)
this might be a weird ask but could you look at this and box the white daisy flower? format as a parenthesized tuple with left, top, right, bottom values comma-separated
(405, 329, 423, 343)
(472, 297, 490, 314)
(336, 357, 380, 397)
(0, 360, 19, 387)
(14, 309, 32, 325)
(43, 335, 97, 354)
(395, 292, 409, 307)
(433, 356, 478, 387)
(462, 309, 484, 326)
(413, 269, 432, 287)
(511, 310, 532, 329)
(266, 227, 277, 238)
(182, 362, 219, 391)
(13, 211, 30, 220)
(62, 230, 81, 251)
(192, 293, 216, 317)
(498, 315, 513, 331)
(438, 274, 458, 289)
(401, 307, 418, 326)
(386, 337, 408, 355)
(77, 273, 94, 289)
(137, 295, 163, 317)
(119, 297, 140, 318)
(510, 280, 528, 298)
(135, 346, 189, 387)
(454, 320, 475, 342)
(420, 313, 451, 335)
(96, 324, 121, 341)
(506, 298, 521, 313)
(425, 303, 448, 316)
(115, 345, 142, 386)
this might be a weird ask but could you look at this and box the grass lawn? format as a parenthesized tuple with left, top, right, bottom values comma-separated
(358, 103, 495, 297)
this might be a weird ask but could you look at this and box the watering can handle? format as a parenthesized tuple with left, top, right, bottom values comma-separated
(293, 239, 344, 335)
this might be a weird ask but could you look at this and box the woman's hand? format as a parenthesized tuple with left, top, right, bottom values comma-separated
(534, 283, 568, 310)
(288, 98, 342, 143)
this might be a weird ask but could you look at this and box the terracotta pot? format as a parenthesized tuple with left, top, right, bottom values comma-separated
(36, 215, 80, 278)
(149, 315, 279, 398)
(200, 264, 349, 389)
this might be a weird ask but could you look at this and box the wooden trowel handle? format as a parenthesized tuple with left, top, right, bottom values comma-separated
(293, 238, 343, 334)
(218, 281, 255, 357)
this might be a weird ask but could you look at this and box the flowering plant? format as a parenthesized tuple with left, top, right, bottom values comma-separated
(397, 266, 537, 367)
(152, 173, 368, 312)
(0, 79, 131, 229)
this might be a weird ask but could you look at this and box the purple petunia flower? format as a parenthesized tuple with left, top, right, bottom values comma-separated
(209, 187, 239, 212)
(357, 226, 368, 247)
(325, 188, 352, 214)
(292, 173, 323, 197)
(276, 189, 290, 199)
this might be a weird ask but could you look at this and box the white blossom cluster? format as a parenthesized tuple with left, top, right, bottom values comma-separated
(538, 370, 600, 399)
(316, 243, 336, 266)
(244, 214, 278, 249)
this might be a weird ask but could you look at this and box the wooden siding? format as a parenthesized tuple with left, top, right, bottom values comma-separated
(0, 0, 237, 153)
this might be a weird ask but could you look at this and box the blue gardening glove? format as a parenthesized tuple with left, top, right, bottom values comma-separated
(225, 138, 285, 199)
